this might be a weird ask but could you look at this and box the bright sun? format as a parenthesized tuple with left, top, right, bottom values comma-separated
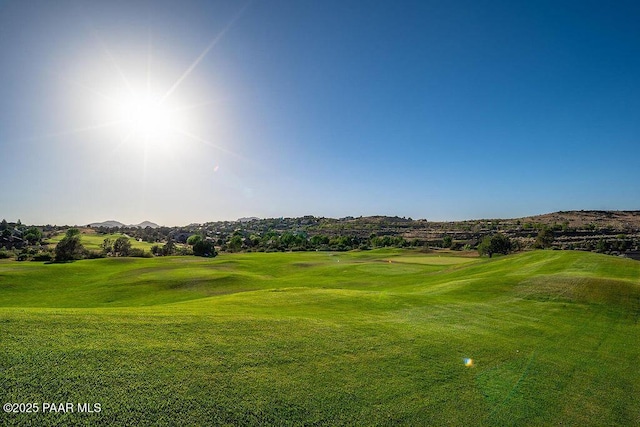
(114, 91, 180, 142)
(56, 3, 253, 163)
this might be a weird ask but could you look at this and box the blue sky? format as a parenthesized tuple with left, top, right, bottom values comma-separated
(1, 0, 638, 225)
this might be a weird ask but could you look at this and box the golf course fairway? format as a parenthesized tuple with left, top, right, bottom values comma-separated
(1, 249, 638, 425)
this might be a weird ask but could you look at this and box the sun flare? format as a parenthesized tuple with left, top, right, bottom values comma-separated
(114, 91, 181, 142)
(59, 3, 250, 160)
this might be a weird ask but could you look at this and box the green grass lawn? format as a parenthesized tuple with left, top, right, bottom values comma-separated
(1, 250, 639, 425)
(45, 231, 156, 252)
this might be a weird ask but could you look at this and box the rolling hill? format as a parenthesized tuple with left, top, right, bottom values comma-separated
(0, 250, 638, 425)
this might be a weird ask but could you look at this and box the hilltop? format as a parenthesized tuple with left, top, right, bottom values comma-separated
(88, 210, 640, 233)
(516, 210, 640, 229)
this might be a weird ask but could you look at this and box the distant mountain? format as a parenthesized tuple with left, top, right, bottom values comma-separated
(88, 220, 126, 228)
(88, 220, 160, 229)
(135, 221, 160, 229)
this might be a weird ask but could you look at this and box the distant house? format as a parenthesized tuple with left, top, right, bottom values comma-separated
(0, 229, 25, 249)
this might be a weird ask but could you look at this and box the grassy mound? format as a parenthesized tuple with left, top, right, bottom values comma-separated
(1, 250, 638, 425)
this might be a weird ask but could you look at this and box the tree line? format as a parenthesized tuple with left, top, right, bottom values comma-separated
(3, 214, 637, 262)
(0, 220, 558, 262)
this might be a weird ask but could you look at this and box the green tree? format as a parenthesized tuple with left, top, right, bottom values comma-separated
(228, 235, 243, 252)
(66, 228, 80, 237)
(534, 227, 554, 249)
(193, 239, 216, 257)
(279, 232, 296, 248)
(477, 236, 493, 257)
(310, 235, 329, 247)
(113, 236, 132, 256)
(24, 227, 42, 244)
(478, 233, 512, 258)
(492, 233, 512, 255)
(162, 240, 176, 256)
(101, 238, 113, 255)
(54, 228, 84, 262)
(187, 234, 216, 257)
(248, 234, 261, 248)
(442, 235, 453, 249)
(187, 234, 202, 246)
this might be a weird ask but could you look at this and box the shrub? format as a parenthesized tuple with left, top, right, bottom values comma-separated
(176, 246, 192, 256)
(193, 239, 216, 257)
(534, 227, 554, 249)
(129, 248, 152, 258)
(32, 252, 53, 262)
(86, 250, 105, 259)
